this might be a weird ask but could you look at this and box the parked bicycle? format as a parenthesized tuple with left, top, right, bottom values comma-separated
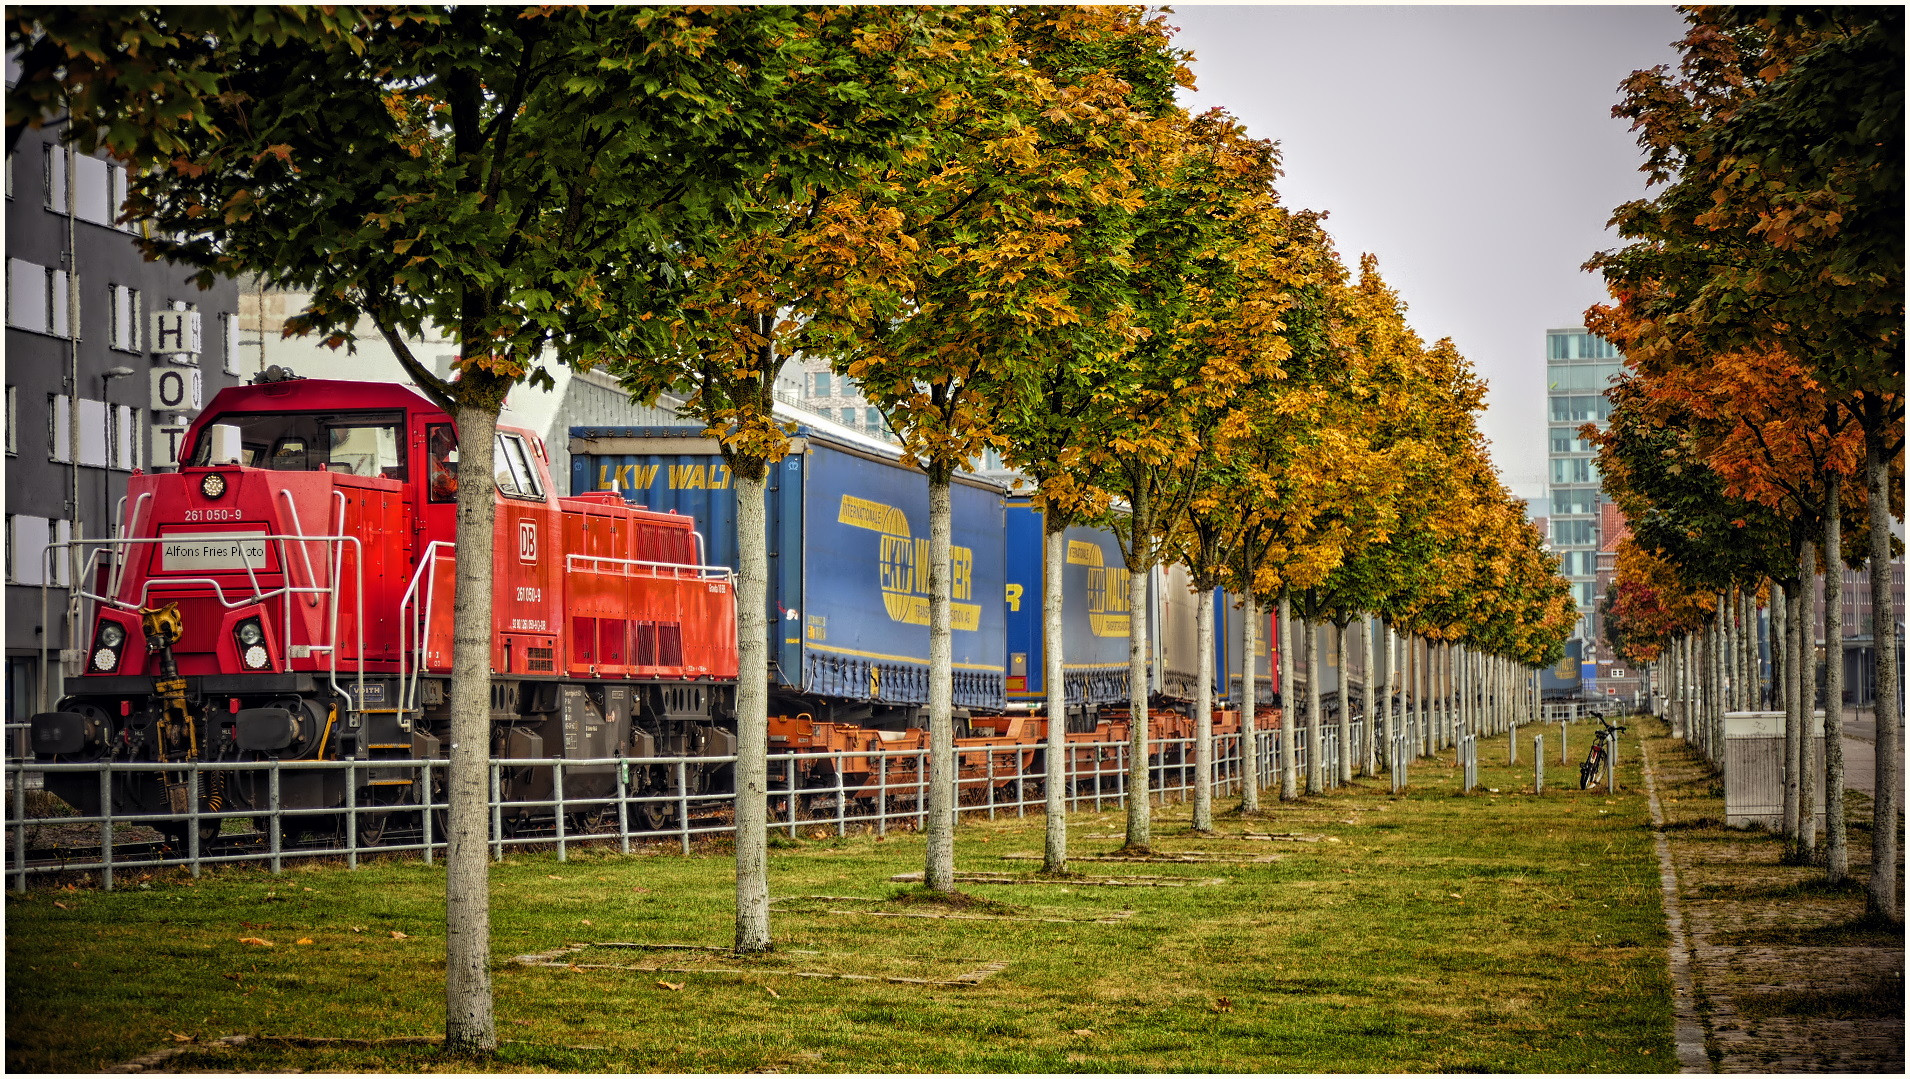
(1579, 718, 1628, 790)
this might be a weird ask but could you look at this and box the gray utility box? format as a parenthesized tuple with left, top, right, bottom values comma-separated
(1724, 711, 1826, 830)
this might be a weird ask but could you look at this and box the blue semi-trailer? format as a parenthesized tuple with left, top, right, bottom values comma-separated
(569, 425, 1009, 722)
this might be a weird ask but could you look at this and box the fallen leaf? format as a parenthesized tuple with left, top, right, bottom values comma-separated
(389, 930, 408, 940)
(295, 938, 315, 946)
(764, 986, 781, 999)
(221, 973, 242, 982)
(567, 964, 585, 973)
(53, 901, 68, 910)
(548, 875, 563, 880)
(657, 980, 684, 991)
(170, 1032, 193, 1043)
(580, 919, 592, 926)
(511, 1019, 533, 1027)
(1341, 869, 1355, 874)
(631, 886, 651, 894)
(350, 925, 366, 933)
(238, 937, 274, 947)
(1211, 996, 1234, 1013)
(1448, 894, 1462, 900)
(1071, 1028, 1095, 1036)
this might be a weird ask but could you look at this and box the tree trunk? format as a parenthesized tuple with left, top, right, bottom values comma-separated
(1796, 545, 1818, 858)
(444, 399, 501, 1056)
(1304, 618, 1323, 795)
(1863, 422, 1900, 922)
(1783, 578, 1803, 843)
(1239, 597, 1261, 813)
(1335, 622, 1351, 785)
(1043, 517, 1069, 874)
(732, 466, 771, 950)
(1278, 595, 1297, 802)
(1823, 472, 1847, 882)
(1124, 555, 1151, 848)
(924, 467, 955, 891)
(1362, 617, 1377, 776)
(1193, 584, 1215, 832)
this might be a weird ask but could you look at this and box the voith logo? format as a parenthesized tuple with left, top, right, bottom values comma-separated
(518, 520, 538, 564)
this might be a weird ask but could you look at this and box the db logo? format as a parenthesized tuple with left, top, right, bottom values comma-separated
(517, 521, 538, 563)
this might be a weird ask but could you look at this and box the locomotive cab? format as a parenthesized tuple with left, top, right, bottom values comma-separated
(29, 374, 738, 846)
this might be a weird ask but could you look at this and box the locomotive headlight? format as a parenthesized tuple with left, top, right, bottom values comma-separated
(201, 473, 227, 499)
(233, 619, 271, 670)
(90, 620, 127, 672)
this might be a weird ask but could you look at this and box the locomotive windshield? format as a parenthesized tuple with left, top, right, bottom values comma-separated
(189, 410, 409, 481)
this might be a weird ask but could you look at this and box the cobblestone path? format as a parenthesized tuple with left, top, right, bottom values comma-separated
(1645, 724, 1904, 1073)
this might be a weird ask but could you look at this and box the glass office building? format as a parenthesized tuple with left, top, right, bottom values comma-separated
(1546, 328, 1622, 642)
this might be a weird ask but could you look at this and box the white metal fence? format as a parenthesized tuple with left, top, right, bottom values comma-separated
(9, 715, 1476, 891)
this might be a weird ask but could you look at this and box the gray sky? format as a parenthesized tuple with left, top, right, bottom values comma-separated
(1167, 3, 1688, 503)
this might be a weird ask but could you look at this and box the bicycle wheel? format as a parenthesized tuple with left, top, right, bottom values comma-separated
(1579, 752, 1603, 790)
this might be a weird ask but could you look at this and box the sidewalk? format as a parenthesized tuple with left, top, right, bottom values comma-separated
(1642, 720, 1905, 1073)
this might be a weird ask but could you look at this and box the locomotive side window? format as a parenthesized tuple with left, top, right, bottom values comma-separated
(426, 424, 459, 502)
(326, 422, 403, 478)
(189, 410, 407, 481)
(493, 433, 544, 501)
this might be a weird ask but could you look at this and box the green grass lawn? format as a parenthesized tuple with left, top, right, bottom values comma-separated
(6, 721, 1674, 1073)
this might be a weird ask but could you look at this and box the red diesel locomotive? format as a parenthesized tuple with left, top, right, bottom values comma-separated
(29, 373, 739, 842)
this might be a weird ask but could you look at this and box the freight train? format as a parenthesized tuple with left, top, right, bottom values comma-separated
(28, 375, 1274, 844)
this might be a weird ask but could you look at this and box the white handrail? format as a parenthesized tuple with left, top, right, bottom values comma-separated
(564, 552, 735, 582)
(276, 489, 323, 608)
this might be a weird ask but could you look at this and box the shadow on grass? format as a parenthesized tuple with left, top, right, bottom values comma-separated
(1713, 912, 1905, 948)
(1735, 973, 1904, 1021)
(887, 885, 1020, 915)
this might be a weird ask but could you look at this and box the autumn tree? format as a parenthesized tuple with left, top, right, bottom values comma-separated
(599, 4, 1011, 953)
(9, 5, 879, 1050)
(803, 6, 1190, 887)
(1588, 5, 1903, 919)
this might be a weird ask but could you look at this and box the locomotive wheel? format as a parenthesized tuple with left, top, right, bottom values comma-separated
(159, 820, 222, 850)
(636, 800, 672, 832)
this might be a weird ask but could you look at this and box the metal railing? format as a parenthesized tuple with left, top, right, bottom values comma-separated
(3, 712, 1496, 890)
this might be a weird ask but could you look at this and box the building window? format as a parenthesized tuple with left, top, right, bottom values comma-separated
(4, 386, 14, 456)
(7, 515, 71, 586)
(841, 408, 857, 425)
(1552, 488, 1597, 516)
(41, 142, 65, 212)
(7, 258, 70, 337)
(1553, 519, 1596, 546)
(73, 154, 117, 227)
(111, 404, 139, 471)
(1547, 332, 1619, 361)
(1551, 457, 1598, 484)
(865, 407, 880, 429)
(222, 312, 242, 375)
(109, 284, 141, 351)
(812, 371, 831, 397)
(47, 395, 108, 466)
(1548, 395, 1611, 423)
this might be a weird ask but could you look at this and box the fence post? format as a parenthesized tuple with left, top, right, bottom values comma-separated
(344, 761, 358, 871)
(1508, 716, 1517, 766)
(877, 753, 888, 837)
(1606, 729, 1619, 795)
(552, 762, 567, 863)
(10, 762, 25, 893)
(422, 760, 437, 865)
(1534, 734, 1544, 794)
(269, 765, 283, 876)
(489, 763, 504, 863)
(100, 764, 115, 891)
(187, 766, 203, 873)
(1560, 720, 1568, 765)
